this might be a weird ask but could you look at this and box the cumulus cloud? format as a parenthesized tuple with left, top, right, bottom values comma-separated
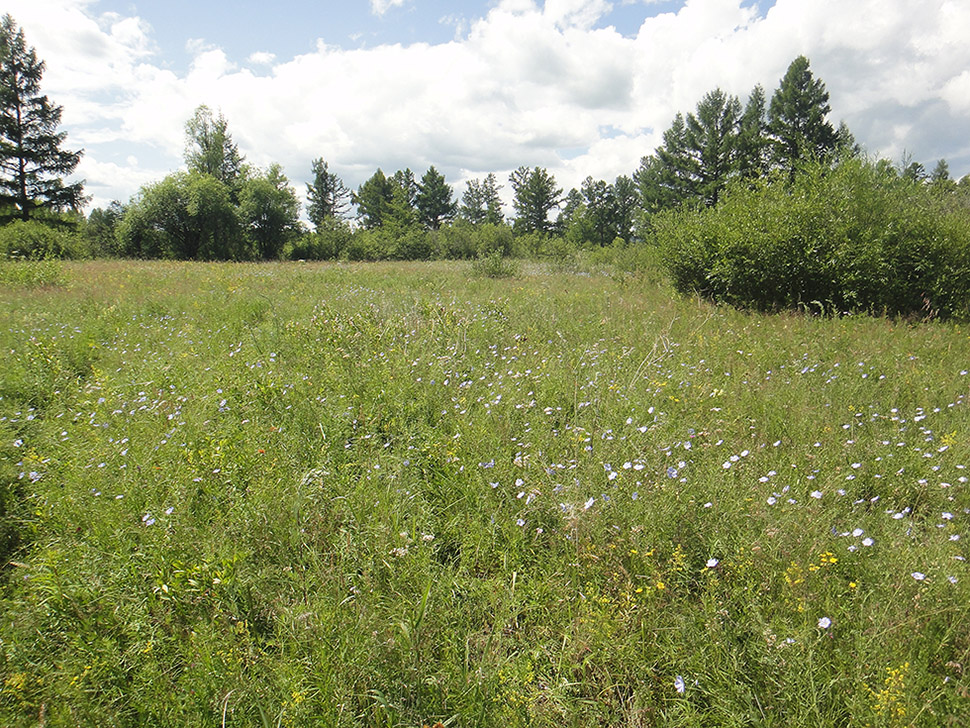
(3, 0, 969, 213)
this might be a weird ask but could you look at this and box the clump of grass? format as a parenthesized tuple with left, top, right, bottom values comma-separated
(472, 249, 519, 278)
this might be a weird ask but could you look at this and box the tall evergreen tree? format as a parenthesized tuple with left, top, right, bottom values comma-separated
(736, 84, 771, 179)
(306, 157, 349, 228)
(509, 166, 561, 235)
(0, 14, 85, 222)
(415, 166, 457, 230)
(460, 173, 504, 225)
(352, 169, 394, 229)
(684, 88, 742, 205)
(767, 56, 839, 174)
(635, 88, 746, 211)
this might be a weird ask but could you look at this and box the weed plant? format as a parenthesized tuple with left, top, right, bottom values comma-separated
(1, 260, 969, 726)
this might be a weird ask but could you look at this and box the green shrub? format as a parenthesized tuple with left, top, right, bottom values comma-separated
(0, 220, 86, 260)
(0, 259, 67, 287)
(287, 218, 354, 260)
(655, 159, 970, 318)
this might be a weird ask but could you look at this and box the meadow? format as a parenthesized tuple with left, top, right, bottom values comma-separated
(1, 258, 969, 726)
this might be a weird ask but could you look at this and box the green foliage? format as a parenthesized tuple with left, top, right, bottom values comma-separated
(436, 221, 513, 260)
(352, 168, 395, 229)
(238, 164, 302, 260)
(510, 166, 562, 235)
(0, 14, 85, 222)
(0, 257, 65, 286)
(119, 171, 244, 260)
(655, 158, 970, 318)
(471, 248, 518, 277)
(0, 219, 84, 259)
(305, 157, 350, 227)
(415, 166, 457, 230)
(83, 201, 126, 257)
(768, 55, 840, 174)
(286, 217, 353, 260)
(183, 105, 245, 192)
(459, 173, 504, 225)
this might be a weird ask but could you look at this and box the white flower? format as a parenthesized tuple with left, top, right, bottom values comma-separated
(817, 617, 831, 629)
(911, 572, 926, 581)
(810, 490, 823, 499)
(584, 497, 595, 511)
(862, 537, 874, 547)
(852, 528, 864, 537)
(674, 675, 685, 694)
(706, 558, 719, 568)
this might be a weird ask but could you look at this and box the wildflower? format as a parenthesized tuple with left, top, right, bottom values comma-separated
(516, 518, 525, 527)
(911, 572, 926, 581)
(852, 528, 864, 537)
(862, 537, 874, 547)
(142, 512, 155, 526)
(767, 496, 777, 505)
(818, 617, 831, 629)
(674, 675, 685, 694)
(706, 558, 719, 568)
(810, 490, 823, 499)
(584, 497, 595, 511)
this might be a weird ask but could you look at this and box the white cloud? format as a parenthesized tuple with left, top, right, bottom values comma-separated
(3, 0, 970, 213)
(247, 51, 277, 66)
(370, 0, 409, 16)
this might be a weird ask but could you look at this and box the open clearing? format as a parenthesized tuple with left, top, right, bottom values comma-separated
(2, 260, 969, 726)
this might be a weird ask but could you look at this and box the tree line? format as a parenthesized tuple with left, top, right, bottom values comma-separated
(2, 12, 968, 264)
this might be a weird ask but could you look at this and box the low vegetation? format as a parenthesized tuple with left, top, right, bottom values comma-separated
(2, 260, 969, 725)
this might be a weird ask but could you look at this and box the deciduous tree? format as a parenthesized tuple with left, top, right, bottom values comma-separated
(184, 105, 245, 192)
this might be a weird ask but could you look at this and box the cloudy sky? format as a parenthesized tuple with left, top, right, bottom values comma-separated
(6, 0, 970, 213)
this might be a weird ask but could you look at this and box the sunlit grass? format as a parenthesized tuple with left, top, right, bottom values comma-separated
(1, 259, 968, 726)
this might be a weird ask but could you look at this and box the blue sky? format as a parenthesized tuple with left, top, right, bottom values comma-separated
(6, 0, 969, 212)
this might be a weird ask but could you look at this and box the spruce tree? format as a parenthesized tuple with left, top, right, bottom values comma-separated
(0, 14, 85, 222)
(768, 56, 839, 175)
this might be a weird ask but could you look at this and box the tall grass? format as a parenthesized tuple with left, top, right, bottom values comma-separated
(1, 259, 968, 726)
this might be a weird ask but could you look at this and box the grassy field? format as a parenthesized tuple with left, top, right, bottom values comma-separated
(1, 259, 969, 726)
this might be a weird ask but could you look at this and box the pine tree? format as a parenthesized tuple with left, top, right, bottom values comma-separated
(0, 14, 85, 222)
(415, 166, 457, 230)
(509, 166, 561, 235)
(460, 173, 504, 225)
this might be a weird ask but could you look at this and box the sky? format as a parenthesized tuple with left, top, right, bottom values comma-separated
(6, 0, 970, 214)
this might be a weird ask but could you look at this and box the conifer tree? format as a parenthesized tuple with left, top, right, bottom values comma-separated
(0, 14, 85, 222)
(767, 56, 839, 174)
(306, 157, 349, 228)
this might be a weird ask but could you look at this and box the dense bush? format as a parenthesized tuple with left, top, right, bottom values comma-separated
(0, 220, 86, 260)
(286, 218, 354, 260)
(654, 159, 970, 318)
